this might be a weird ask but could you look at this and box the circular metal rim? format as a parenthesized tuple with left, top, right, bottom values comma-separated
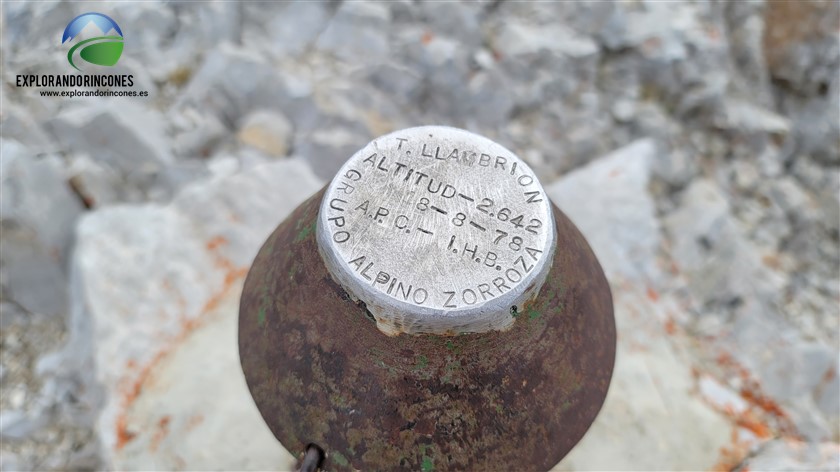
(316, 125, 557, 335)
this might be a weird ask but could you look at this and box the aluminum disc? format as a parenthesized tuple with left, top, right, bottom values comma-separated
(316, 126, 556, 335)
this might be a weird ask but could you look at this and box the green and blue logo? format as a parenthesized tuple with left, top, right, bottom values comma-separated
(61, 12, 123, 71)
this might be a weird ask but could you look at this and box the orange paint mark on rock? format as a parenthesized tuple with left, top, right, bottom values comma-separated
(115, 233, 250, 451)
(115, 416, 137, 449)
(150, 415, 172, 452)
(740, 387, 789, 422)
(201, 267, 248, 313)
(116, 349, 169, 450)
(712, 428, 752, 472)
(664, 317, 677, 335)
(184, 414, 204, 433)
(421, 31, 433, 45)
(206, 235, 228, 251)
(735, 412, 772, 439)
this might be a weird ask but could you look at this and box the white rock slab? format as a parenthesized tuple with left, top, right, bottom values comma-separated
(547, 138, 661, 283)
(69, 159, 322, 469)
(547, 140, 733, 470)
(115, 280, 294, 471)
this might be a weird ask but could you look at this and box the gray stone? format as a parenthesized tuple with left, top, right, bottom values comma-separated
(714, 99, 791, 135)
(0, 224, 67, 318)
(0, 104, 54, 152)
(766, 177, 815, 223)
(665, 180, 764, 307)
(416, 1, 482, 47)
(176, 44, 289, 126)
(171, 107, 229, 159)
(0, 140, 84, 261)
(652, 146, 698, 189)
(66, 155, 126, 207)
(0, 410, 46, 440)
(741, 439, 840, 471)
(555, 290, 733, 472)
(316, 2, 390, 62)
(237, 110, 293, 158)
(264, 1, 332, 57)
(547, 139, 661, 283)
(294, 121, 371, 181)
(46, 101, 172, 176)
(495, 19, 598, 60)
(68, 159, 322, 467)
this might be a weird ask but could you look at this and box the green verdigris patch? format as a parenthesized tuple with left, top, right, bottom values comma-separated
(330, 451, 349, 467)
(257, 290, 272, 326)
(414, 354, 428, 370)
(418, 444, 435, 471)
(294, 218, 316, 243)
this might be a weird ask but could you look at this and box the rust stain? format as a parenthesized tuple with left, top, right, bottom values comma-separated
(646, 286, 659, 302)
(201, 267, 248, 313)
(184, 414, 204, 433)
(664, 316, 677, 335)
(116, 349, 168, 450)
(711, 428, 753, 472)
(206, 235, 228, 251)
(115, 235, 249, 450)
(150, 415, 172, 452)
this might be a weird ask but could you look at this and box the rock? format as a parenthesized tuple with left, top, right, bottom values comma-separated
(652, 146, 698, 189)
(115, 281, 293, 470)
(665, 179, 770, 307)
(66, 155, 127, 208)
(597, 2, 700, 60)
(237, 110, 293, 158)
(316, 2, 390, 62)
(763, 0, 840, 164)
(714, 99, 791, 135)
(0, 104, 54, 152)
(740, 439, 840, 471)
(68, 159, 322, 468)
(417, 1, 482, 47)
(0, 140, 84, 261)
(546, 139, 661, 283)
(294, 122, 371, 181)
(763, 0, 840, 96)
(495, 19, 599, 60)
(722, 1, 774, 107)
(171, 108, 228, 159)
(365, 63, 424, 108)
(0, 410, 47, 440)
(555, 283, 732, 471)
(176, 44, 289, 126)
(46, 101, 171, 176)
(765, 177, 815, 224)
(0, 224, 67, 318)
(262, 1, 332, 57)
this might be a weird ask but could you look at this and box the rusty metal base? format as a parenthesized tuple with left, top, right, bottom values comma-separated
(239, 188, 615, 471)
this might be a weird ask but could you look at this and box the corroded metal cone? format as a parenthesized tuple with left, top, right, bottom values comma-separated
(239, 127, 615, 471)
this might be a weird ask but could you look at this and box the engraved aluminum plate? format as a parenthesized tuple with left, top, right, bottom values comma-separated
(317, 126, 556, 335)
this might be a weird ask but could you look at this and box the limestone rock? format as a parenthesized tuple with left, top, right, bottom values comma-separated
(237, 110, 293, 158)
(68, 159, 322, 468)
(547, 139, 660, 283)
